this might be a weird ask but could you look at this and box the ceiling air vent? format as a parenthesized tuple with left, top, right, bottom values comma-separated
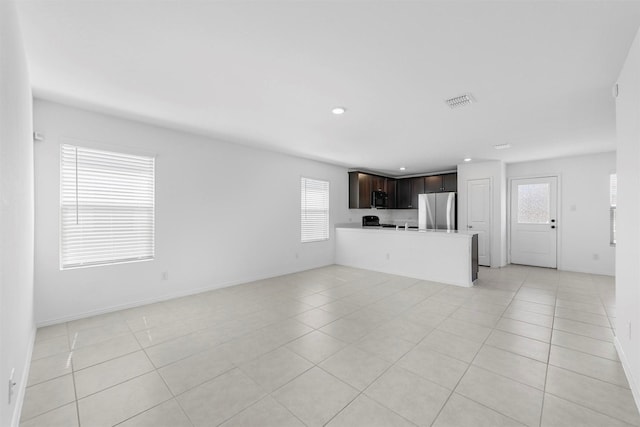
(445, 94, 475, 109)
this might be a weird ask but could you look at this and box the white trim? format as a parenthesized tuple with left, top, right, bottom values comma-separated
(35, 262, 334, 327)
(489, 176, 496, 268)
(59, 257, 154, 271)
(60, 136, 157, 159)
(615, 337, 640, 413)
(11, 325, 36, 427)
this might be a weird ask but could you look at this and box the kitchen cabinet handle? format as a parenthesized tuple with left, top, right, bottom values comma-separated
(468, 225, 473, 228)
(551, 225, 556, 229)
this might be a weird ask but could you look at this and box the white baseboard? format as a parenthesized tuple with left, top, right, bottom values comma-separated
(36, 262, 333, 327)
(11, 324, 36, 427)
(615, 337, 640, 412)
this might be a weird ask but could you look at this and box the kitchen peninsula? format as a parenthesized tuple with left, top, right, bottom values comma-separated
(335, 225, 479, 287)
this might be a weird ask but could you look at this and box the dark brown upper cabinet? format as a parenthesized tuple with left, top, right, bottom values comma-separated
(349, 171, 457, 209)
(396, 179, 412, 209)
(395, 177, 424, 209)
(349, 171, 391, 209)
(424, 173, 457, 192)
(386, 179, 397, 209)
(371, 175, 386, 192)
(410, 177, 424, 209)
(424, 175, 442, 193)
(442, 173, 457, 192)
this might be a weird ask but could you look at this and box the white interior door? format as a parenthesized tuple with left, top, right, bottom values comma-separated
(467, 178, 491, 266)
(510, 176, 558, 268)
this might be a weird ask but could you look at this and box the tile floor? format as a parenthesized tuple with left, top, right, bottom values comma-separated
(20, 265, 640, 427)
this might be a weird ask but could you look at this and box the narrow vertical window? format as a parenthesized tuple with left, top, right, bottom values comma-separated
(60, 144, 155, 268)
(610, 173, 617, 246)
(301, 177, 329, 243)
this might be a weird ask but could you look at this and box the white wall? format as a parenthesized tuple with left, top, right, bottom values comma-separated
(507, 152, 616, 276)
(615, 27, 640, 410)
(457, 160, 507, 268)
(0, 2, 36, 426)
(33, 100, 350, 325)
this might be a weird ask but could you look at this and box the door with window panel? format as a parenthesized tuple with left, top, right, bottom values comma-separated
(510, 177, 558, 268)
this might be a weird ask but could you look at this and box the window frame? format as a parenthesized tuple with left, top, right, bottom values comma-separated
(59, 143, 156, 269)
(610, 173, 617, 247)
(300, 176, 330, 243)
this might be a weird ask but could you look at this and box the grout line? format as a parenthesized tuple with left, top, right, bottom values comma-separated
(545, 359, 630, 389)
(23, 265, 629, 427)
(9, 325, 83, 425)
(274, 281, 451, 425)
(239, 393, 308, 427)
(550, 325, 614, 342)
(429, 271, 531, 426)
(438, 392, 528, 427)
(549, 339, 618, 360)
(18, 401, 78, 424)
(543, 389, 638, 426)
(319, 364, 418, 427)
(539, 275, 560, 427)
(481, 340, 548, 364)
(553, 313, 614, 328)
(316, 326, 437, 426)
(64, 322, 83, 427)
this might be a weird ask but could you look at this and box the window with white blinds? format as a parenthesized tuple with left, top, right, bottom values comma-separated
(610, 173, 617, 246)
(60, 144, 155, 269)
(301, 177, 329, 243)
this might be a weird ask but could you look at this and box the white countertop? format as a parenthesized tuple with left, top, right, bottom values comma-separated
(335, 223, 477, 238)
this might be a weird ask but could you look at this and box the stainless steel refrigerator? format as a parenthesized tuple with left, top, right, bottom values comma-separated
(418, 193, 457, 230)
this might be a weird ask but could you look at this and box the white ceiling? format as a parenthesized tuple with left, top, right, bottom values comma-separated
(16, 1, 640, 176)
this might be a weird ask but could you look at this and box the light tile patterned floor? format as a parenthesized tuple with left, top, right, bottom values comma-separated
(21, 265, 640, 426)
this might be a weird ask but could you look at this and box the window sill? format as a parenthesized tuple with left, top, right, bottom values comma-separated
(60, 257, 154, 271)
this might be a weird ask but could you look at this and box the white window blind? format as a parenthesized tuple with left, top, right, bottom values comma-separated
(610, 173, 617, 246)
(301, 177, 329, 243)
(60, 144, 155, 269)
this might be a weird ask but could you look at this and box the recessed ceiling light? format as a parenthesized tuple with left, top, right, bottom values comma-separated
(399, 167, 406, 171)
(331, 107, 346, 115)
(445, 94, 475, 109)
(463, 158, 472, 162)
(494, 143, 512, 150)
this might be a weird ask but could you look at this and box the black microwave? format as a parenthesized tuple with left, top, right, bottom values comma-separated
(371, 190, 388, 208)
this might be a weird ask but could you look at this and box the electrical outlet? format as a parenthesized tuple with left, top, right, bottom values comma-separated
(8, 368, 16, 404)
(593, 253, 599, 260)
(295, 252, 299, 259)
(386, 253, 390, 260)
(161, 271, 168, 281)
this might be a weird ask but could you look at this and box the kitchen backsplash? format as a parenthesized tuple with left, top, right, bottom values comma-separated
(348, 208, 418, 226)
